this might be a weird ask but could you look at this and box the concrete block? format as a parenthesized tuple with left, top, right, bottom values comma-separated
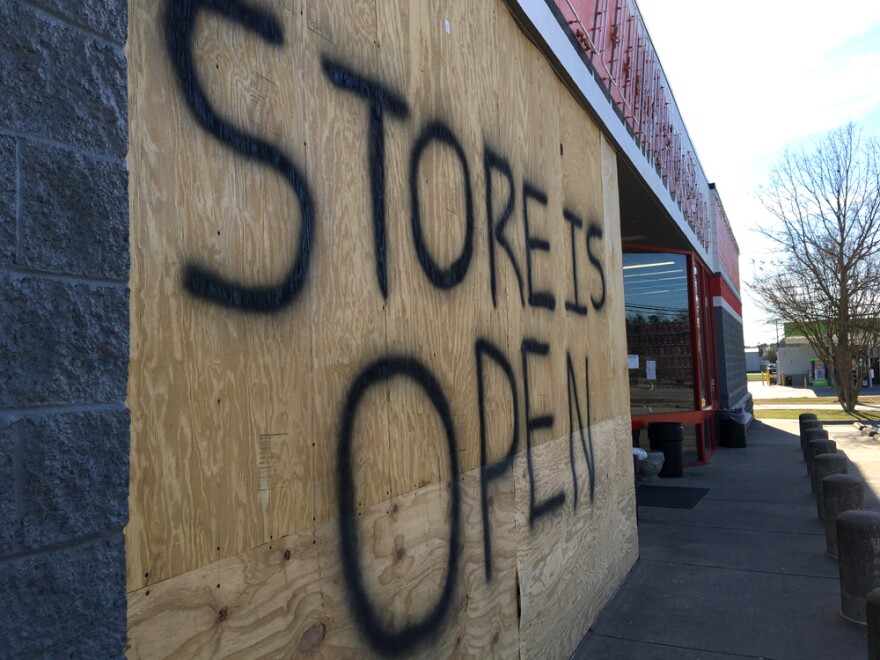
(36, 0, 127, 46)
(0, 3, 126, 155)
(20, 141, 128, 279)
(0, 136, 15, 265)
(0, 420, 19, 554)
(0, 533, 126, 657)
(0, 274, 128, 407)
(17, 410, 129, 549)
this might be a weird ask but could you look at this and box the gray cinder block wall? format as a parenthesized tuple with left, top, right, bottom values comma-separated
(715, 305, 751, 412)
(0, 1, 129, 655)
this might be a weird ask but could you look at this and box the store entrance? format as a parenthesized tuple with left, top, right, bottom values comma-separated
(624, 248, 719, 465)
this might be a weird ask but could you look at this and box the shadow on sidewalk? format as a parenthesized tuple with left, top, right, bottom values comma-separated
(573, 420, 870, 659)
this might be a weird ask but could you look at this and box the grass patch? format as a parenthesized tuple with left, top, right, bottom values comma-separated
(754, 408, 880, 421)
(753, 397, 826, 406)
(752, 396, 880, 406)
(747, 373, 765, 382)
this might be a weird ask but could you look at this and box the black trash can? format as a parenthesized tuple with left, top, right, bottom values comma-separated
(648, 422, 683, 478)
(631, 429, 641, 448)
(719, 409, 752, 448)
(785, 375, 793, 386)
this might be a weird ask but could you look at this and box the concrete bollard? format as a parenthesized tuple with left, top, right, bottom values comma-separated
(801, 426, 828, 462)
(799, 414, 819, 454)
(837, 510, 880, 623)
(799, 412, 818, 436)
(824, 474, 865, 558)
(869, 588, 880, 660)
(806, 438, 836, 477)
(812, 452, 848, 514)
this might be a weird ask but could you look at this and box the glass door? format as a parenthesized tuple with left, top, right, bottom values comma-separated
(624, 247, 720, 465)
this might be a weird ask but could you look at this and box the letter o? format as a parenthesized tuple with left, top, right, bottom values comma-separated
(337, 356, 461, 654)
(409, 121, 474, 289)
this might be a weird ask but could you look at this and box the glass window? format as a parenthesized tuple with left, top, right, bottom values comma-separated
(623, 251, 694, 415)
(682, 424, 700, 465)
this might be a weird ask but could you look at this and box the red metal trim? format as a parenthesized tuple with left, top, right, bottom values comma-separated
(686, 253, 706, 463)
(700, 265, 720, 457)
(630, 410, 707, 430)
(555, 0, 712, 249)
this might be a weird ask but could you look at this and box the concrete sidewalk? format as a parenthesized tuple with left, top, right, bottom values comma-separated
(573, 420, 880, 659)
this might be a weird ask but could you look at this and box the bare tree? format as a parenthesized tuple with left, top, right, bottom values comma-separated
(752, 124, 880, 412)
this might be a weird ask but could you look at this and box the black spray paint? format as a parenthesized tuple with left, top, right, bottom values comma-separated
(587, 222, 606, 311)
(566, 353, 596, 506)
(522, 183, 555, 311)
(165, 0, 314, 312)
(164, 9, 612, 650)
(322, 57, 410, 299)
(409, 122, 475, 289)
(483, 148, 524, 308)
(475, 339, 519, 582)
(562, 208, 588, 316)
(520, 339, 566, 527)
(337, 356, 461, 655)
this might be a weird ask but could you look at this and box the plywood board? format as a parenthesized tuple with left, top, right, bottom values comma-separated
(128, 0, 637, 655)
(128, 460, 521, 658)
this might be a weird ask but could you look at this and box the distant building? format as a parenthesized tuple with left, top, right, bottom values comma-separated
(778, 324, 880, 387)
(745, 347, 761, 372)
(777, 337, 815, 386)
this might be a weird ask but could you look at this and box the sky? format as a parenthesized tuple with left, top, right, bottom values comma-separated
(634, 0, 880, 346)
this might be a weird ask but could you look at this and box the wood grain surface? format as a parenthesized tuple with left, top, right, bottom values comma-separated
(128, 0, 636, 655)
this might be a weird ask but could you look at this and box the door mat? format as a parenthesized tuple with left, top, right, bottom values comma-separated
(637, 485, 709, 509)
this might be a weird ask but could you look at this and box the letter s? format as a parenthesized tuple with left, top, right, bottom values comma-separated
(165, 0, 314, 312)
